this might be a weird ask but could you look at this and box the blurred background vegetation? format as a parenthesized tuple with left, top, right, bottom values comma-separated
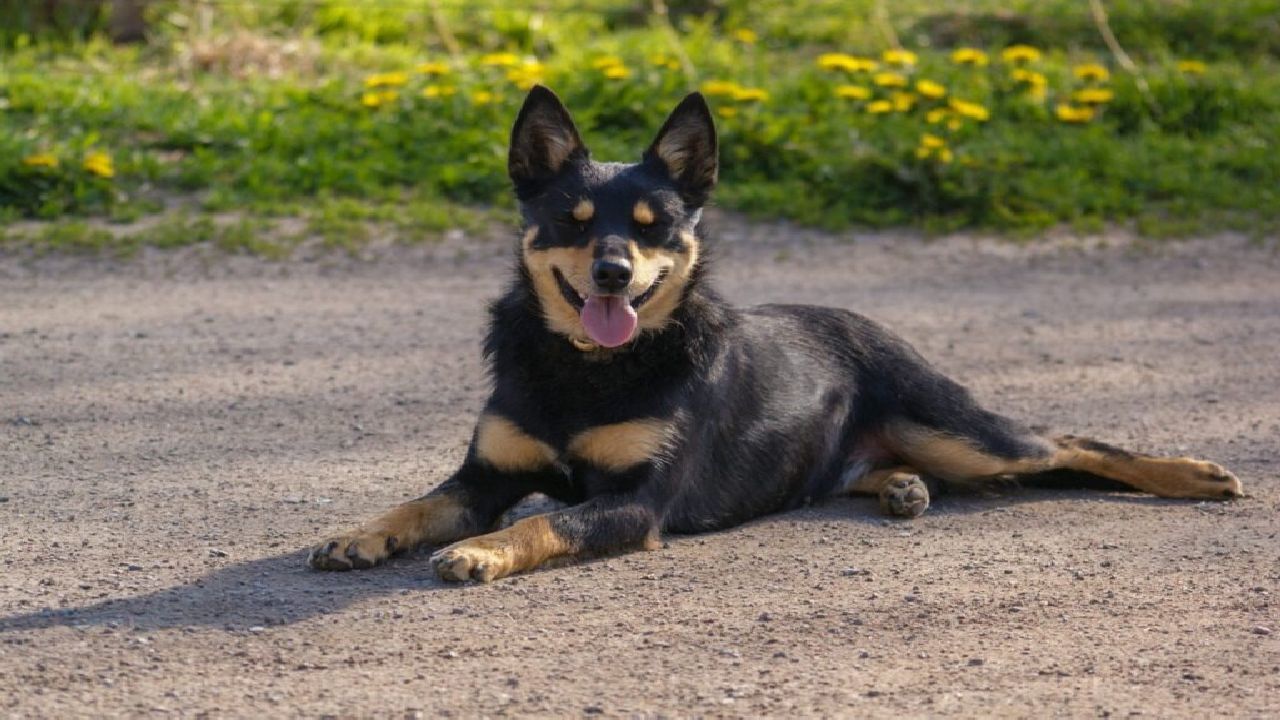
(2, 0, 1278, 254)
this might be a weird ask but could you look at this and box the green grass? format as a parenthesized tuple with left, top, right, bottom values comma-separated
(2, 0, 1279, 254)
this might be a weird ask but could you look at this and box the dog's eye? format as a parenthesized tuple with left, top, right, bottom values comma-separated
(560, 213, 588, 235)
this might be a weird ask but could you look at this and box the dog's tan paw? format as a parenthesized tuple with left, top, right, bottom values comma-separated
(879, 473, 930, 518)
(1167, 459, 1244, 500)
(431, 541, 511, 583)
(307, 531, 399, 571)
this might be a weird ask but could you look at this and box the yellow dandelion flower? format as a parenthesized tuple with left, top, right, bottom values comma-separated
(602, 64, 631, 80)
(873, 71, 908, 88)
(914, 137, 952, 164)
(920, 133, 946, 149)
(947, 117, 963, 131)
(1177, 60, 1207, 75)
(364, 72, 409, 88)
(926, 107, 949, 124)
(817, 53, 877, 73)
(866, 100, 894, 114)
(361, 90, 397, 108)
(591, 55, 624, 70)
(421, 84, 457, 99)
(82, 150, 114, 178)
(1054, 103, 1095, 123)
(834, 85, 871, 101)
(717, 106, 739, 118)
(948, 98, 990, 122)
(916, 79, 946, 99)
(1011, 68, 1047, 87)
(1001, 44, 1042, 64)
(882, 49, 918, 66)
(730, 86, 768, 102)
(950, 47, 989, 66)
(1072, 88, 1114, 104)
(480, 53, 520, 68)
(732, 28, 758, 44)
(891, 91, 916, 112)
(1072, 63, 1109, 83)
(415, 61, 450, 75)
(471, 90, 495, 105)
(701, 80, 741, 96)
(22, 153, 59, 169)
(506, 62, 546, 90)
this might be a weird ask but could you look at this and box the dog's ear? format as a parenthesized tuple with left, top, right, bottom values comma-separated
(509, 86, 588, 196)
(643, 92, 718, 207)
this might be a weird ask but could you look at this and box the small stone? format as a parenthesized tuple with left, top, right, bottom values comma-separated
(968, 658, 985, 666)
(1252, 626, 1272, 636)
(208, 548, 229, 558)
(840, 567, 869, 577)
(125, 564, 142, 571)
(248, 626, 266, 634)
(583, 705, 603, 715)
(757, 612, 772, 622)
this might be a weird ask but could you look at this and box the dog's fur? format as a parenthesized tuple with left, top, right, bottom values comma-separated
(308, 86, 1243, 582)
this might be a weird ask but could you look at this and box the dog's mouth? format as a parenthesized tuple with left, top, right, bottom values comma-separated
(552, 267, 668, 348)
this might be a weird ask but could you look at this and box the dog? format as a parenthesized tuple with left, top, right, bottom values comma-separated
(308, 85, 1243, 582)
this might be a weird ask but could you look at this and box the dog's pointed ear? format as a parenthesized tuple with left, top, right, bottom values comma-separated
(509, 86, 588, 196)
(643, 92, 718, 207)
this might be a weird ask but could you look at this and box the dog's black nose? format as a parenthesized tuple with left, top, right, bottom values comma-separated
(592, 258, 632, 293)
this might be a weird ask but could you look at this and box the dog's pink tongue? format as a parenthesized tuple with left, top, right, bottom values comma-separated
(581, 295, 638, 348)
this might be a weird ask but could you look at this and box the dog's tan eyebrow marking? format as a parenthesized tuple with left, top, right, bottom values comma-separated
(633, 200, 656, 225)
(572, 198, 594, 222)
(475, 414, 557, 472)
(568, 419, 675, 471)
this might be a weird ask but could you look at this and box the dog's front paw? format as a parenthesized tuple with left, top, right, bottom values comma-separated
(879, 473, 930, 518)
(431, 540, 511, 583)
(307, 531, 399, 571)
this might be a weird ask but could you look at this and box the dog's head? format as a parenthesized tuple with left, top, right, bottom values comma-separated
(509, 86, 716, 350)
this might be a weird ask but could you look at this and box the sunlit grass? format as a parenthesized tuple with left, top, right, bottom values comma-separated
(1, 0, 1278, 253)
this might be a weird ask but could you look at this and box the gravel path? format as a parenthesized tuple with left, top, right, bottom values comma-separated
(2, 216, 1277, 717)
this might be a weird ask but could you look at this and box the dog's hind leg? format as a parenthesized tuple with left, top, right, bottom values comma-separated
(882, 419, 1244, 500)
(843, 466, 934, 518)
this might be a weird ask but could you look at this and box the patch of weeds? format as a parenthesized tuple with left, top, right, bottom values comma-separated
(34, 221, 114, 254)
(215, 218, 293, 259)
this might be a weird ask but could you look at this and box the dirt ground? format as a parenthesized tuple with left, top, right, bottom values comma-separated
(2, 214, 1277, 718)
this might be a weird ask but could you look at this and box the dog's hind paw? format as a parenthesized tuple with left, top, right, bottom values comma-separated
(307, 531, 398, 571)
(879, 473, 930, 518)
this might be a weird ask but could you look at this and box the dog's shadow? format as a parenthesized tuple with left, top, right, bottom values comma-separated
(0, 547, 455, 635)
(0, 484, 1212, 635)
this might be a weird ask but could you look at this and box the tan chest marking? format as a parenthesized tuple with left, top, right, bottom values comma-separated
(475, 414, 557, 472)
(568, 419, 676, 471)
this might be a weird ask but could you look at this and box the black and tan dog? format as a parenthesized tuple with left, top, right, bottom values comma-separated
(308, 86, 1243, 582)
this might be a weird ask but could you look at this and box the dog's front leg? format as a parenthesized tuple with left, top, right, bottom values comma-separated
(308, 411, 563, 571)
(431, 497, 659, 583)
